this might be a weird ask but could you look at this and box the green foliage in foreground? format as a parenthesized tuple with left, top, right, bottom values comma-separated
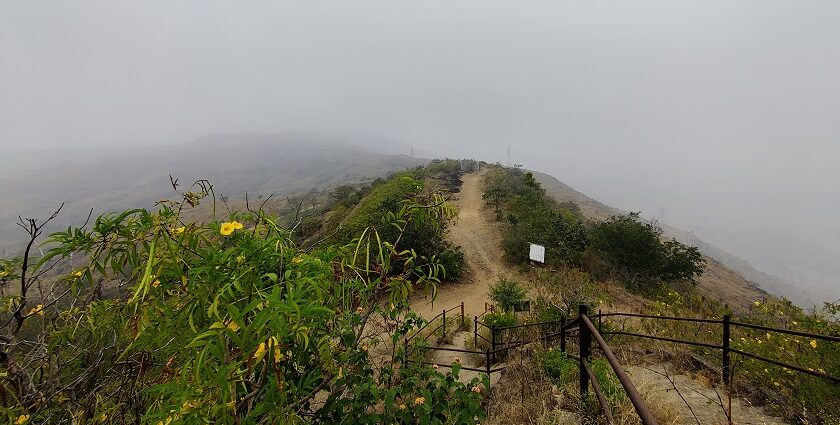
(0, 181, 486, 424)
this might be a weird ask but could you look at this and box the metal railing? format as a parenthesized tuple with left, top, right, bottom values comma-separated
(578, 305, 658, 424)
(598, 311, 840, 385)
(409, 303, 839, 424)
(404, 301, 465, 348)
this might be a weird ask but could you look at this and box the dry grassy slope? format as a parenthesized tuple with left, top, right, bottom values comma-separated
(531, 171, 771, 310)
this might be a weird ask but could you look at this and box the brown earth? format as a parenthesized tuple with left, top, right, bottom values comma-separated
(410, 168, 521, 319)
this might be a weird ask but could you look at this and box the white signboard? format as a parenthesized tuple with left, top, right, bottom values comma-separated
(528, 243, 545, 263)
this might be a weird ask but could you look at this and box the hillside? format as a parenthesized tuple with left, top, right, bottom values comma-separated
(529, 171, 804, 309)
(0, 132, 426, 256)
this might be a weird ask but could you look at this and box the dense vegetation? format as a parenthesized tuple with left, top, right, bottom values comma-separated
(293, 160, 467, 283)
(0, 167, 480, 424)
(483, 166, 705, 288)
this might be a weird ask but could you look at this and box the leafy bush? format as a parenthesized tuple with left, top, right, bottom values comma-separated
(483, 312, 518, 330)
(483, 167, 588, 266)
(590, 213, 705, 285)
(437, 246, 466, 281)
(531, 297, 567, 324)
(489, 278, 527, 312)
(539, 349, 576, 383)
(333, 173, 466, 283)
(0, 181, 486, 423)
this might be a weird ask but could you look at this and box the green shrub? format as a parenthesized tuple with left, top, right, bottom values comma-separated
(483, 312, 518, 330)
(483, 167, 588, 266)
(590, 212, 705, 285)
(438, 246, 466, 281)
(489, 278, 527, 312)
(532, 296, 567, 323)
(539, 349, 576, 383)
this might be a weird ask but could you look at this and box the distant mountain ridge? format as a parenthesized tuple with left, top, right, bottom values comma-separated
(0, 132, 427, 256)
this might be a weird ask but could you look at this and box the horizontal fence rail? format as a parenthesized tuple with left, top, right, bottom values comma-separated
(597, 310, 840, 386)
(406, 302, 839, 423)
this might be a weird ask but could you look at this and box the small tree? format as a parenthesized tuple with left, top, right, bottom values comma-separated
(490, 278, 527, 312)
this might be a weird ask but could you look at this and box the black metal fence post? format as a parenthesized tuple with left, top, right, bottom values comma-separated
(598, 309, 602, 334)
(723, 314, 731, 387)
(560, 316, 567, 353)
(491, 325, 497, 364)
(474, 315, 478, 347)
(485, 348, 491, 376)
(579, 304, 591, 398)
(442, 309, 446, 338)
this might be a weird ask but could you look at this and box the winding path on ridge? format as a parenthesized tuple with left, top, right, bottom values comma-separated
(405, 170, 789, 424)
(411, 168, 517, 319)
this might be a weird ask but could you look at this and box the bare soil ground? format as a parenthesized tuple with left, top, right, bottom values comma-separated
(625, 363, 787, 425)
(410, 168, 519, 319)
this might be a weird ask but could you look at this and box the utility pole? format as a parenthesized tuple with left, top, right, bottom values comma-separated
(506, 145, 511, 167)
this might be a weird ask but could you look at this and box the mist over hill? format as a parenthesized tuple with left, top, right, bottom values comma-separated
(531, 171, 831, 308)
(0, 133, 427, 256)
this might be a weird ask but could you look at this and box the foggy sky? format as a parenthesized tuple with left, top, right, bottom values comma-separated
(2, 1, 839, 301)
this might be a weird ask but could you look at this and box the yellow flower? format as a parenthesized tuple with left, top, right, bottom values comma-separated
(267, 337, 285, 363)
(414, 396, 425, 406)
(292, 256, 304, 264)
(172, 226, 185, 234)
(471, 385, 481, 394)
(236, 255, 246, 263)
(220, 222, 237, 236)
(252, 342, 267, 363)
(231, 221, 244, 230)
(151, 279, 160, 288)
(754, 301, 761, 306)
(73, 270, 83, 277)
(398, 403, 407, 410)
(27, 304, 44, 316)
(810, 340, 817, 349)
(227, 321, 240, 332)
(15, 415, 29, 424)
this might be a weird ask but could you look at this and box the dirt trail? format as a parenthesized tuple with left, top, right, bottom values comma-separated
(411, 169, 514, 319)
(626, 363, 787, 425)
